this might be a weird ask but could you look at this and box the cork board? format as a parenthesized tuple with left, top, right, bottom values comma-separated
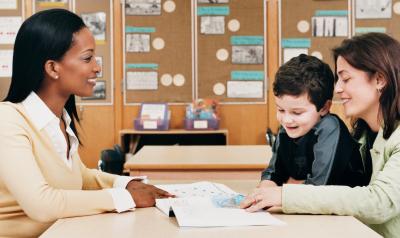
(0, 0, 25, 101)
(124, 0, 193, 104)
(280, 0, 350, 69)
(196, 0, 267, 104)
(33, 0, 71, 13)
(74, 0, 113, 105)
(353, 0, 400, 40)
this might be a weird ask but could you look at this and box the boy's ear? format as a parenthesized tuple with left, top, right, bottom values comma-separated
(319, 100, 332, 116)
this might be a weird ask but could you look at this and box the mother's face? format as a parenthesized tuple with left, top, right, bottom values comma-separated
(334, 56, 381, 121)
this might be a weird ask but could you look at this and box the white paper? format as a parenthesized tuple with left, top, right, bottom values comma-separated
(0, 0, 17, 9)
(126, 71, 157, 90)
(0, 16, 22, 44)
(283, 48, 308, 64)
(141, 104, 166, 120)
(194, 120, 208, 129)
(312, 16, 348, 37)
(356, 0, 392, 19)
(82, 12, 106, 41)
(143, 120, 157, 129)
(0, 49, 13, 77)
(334, 17, 348, 37)
(126, 34, 150, 52)
(312, 16, 324, 37)
(156, 181, 237, 198)
(227, 81, 263, 98)
(200, 16, 225, 35)
(155, 182, 285, 227)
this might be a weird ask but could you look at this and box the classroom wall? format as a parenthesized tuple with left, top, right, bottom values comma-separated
(80, 0, 279, 168)
(0, 0, 351, 168)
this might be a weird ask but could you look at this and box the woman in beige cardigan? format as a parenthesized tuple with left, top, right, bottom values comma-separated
(241, 33, 400, 238)
(0, 9, 172, 237)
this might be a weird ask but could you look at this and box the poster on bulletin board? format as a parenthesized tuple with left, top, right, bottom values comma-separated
(279, 0, 350, 69)
(124, 0, 194, 105)
(74, 0, 114, 105)
(0, 0, 24, 101)
(196, 0, 268, 104)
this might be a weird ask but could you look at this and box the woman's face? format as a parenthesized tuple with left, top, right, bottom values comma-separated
(335, 56, 380, 121)
(56, 27, 100, 97)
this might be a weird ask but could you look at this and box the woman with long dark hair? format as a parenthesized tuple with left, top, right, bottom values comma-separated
(241, 33, 400, 238)
(0, 9, 171, 237)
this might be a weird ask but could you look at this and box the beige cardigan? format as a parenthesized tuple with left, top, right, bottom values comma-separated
(283, 124, 400, 238)
(0, 102, 119, 237)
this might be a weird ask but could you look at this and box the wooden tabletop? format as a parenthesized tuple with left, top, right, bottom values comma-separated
(124, 145, 272, 170)
(120, 128, 229, 135)
(40, 180, 382, 238)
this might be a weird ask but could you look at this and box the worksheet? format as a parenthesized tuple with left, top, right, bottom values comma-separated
(155, 181, 285, 227)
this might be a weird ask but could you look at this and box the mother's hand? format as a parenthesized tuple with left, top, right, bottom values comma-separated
(126, 181, 174, 208)
(240, 187, 282, 212)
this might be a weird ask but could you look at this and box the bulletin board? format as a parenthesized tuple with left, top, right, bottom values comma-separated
(352, 0, 400, 40)
(33, 0, 71, 13)
(279, 0, 350, 68)
(124, 0, 194, 105)
(74, 0, 113, 105)
(0, 0, 25, 101)
(196, 0, 267, 104)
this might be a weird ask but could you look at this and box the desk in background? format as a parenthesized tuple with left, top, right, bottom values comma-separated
(40, 180, 382, 238)
(120, 129, 229, 154)
(124, 145, 271, 180)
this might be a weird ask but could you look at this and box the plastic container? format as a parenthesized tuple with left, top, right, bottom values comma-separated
(134, 118, 169, 130)
(184, 118, 219, 130)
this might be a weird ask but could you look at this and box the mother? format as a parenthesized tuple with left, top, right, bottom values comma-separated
(241, 32, 400, 238)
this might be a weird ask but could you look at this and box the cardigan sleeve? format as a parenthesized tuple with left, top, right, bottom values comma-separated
(0, 107, 116, 223)
(282, 138, 400, 225)
(76, 154, 118, 190)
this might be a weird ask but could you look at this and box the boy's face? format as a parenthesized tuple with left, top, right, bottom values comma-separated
(275, 93, 328, 139)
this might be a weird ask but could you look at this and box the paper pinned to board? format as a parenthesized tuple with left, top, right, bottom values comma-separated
(155, 181, 285, 227)
(0, 16, 22, 44)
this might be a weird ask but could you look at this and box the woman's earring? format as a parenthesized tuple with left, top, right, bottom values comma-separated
(55, 75, 59, 79)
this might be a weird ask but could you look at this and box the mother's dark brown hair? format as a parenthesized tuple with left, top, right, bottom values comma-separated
(332, 33, 400, 139)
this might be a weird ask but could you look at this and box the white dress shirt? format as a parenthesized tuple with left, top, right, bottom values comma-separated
(21, 92, 135, 212)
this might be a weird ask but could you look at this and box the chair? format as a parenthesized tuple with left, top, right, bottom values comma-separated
(265, 128, 276, 147)
(98, 145, 125, 175)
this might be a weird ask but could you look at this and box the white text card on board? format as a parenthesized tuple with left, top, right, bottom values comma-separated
(227, 81, 263, 98)
(0, 49, 13, 77)
(126, 71, 158, 90)
(0, 17, 22, 44)
(0, 0, 17, 9)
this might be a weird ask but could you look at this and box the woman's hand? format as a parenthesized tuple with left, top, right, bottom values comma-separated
(126, 181, 174, 208)
(240, 187, 282, 212)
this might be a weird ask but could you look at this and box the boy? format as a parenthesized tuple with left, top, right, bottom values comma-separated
(260, 54, 369, 187)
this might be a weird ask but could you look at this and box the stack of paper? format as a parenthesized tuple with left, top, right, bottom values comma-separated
(155, 181, 285, 227)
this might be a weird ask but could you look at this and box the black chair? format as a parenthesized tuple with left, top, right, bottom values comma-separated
(98, 145, 125, 175)
(265, 128, 276, 147)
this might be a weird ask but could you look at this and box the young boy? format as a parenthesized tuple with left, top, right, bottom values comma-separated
(260, 54, 370, 187)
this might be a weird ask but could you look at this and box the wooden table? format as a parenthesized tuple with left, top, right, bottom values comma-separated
(120, 129, 229, 153)
(124, 145, 271, 179)
(40, 180, 382, 238)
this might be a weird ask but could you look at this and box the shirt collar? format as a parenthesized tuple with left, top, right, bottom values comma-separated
(21, 92, 58, 130)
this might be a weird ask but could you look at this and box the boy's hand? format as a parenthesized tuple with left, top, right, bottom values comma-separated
(258, 180, 278, 188)
(286, 177, 305, 184)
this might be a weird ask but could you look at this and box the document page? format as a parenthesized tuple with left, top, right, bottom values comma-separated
(155, 181, 285, 227)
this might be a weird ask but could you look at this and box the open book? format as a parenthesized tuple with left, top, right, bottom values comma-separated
(155, 181, 285, 227)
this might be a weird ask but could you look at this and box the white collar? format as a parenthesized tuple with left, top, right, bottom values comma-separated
(21, 92, 71, 130)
